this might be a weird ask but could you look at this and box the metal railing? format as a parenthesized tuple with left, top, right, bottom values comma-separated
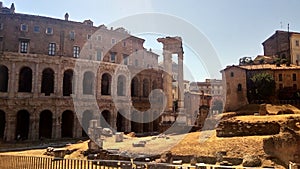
(0, 154, 276, 169)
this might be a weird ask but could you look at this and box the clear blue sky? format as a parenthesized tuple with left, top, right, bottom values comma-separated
(3, 0, 300, 81)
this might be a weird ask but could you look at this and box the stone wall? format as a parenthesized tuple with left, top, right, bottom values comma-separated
(216, 120, 280, 137)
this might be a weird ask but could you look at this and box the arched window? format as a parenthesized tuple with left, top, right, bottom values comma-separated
(143, 79, 150, 97)
(131, 77, 139, 97)
(41, 68, 54, 96)
(117, 75, 126, 96)
(0, 65, 8, 92)
(63, 69, 73, 96)
(101, 73, 111, 95)
(83, 71, 94, 95)
(237, 83, 242, 91)
(18, 67, 32, 92)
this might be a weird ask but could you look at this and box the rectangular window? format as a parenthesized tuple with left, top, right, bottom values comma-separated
(20, 24, 28, 32)
(46, 27, 53, 34)
(293, 73, 297, 81)
(20, 41, 29, 53)
(48, 43, 56, 56)
(73, 46, 80, 58)
(110, 53, 116, 62)
(96, 49, 102, 61)
(123, 54, 128, 65)
(230, 72, 234, 77)
(0, 23, 3, 30)
(279, 84, 283, 89)
(296, 40, 299, 47)
(70, 31, 75, 40)
(34, 25, 40, 33)
(135, 59, 138, 66)
(123, 41, 126, 47)
(111, 38, 115, 44)
(97, 36, 101, 41)
(279, 74, 283, 81)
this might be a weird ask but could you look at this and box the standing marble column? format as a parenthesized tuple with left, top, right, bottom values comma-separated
(163, 51, 173, 112)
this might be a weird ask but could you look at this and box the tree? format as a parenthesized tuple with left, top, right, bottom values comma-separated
(250, 72, 275, 101)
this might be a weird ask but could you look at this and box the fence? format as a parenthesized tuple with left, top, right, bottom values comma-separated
(0, 154, 276, 169)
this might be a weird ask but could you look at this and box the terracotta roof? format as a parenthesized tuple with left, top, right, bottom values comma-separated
(222, 64, 300, 71)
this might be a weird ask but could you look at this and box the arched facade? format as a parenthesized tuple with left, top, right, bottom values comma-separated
(41, 68, 54, 96)
(39, 110, 53, 139)
(0, 65, 8, 92)
(83, 71, 94, 95)
(0, 110, 5, 140)
(18, 67, 32, 92)
(101, 73, 111, 95)
(131, 77, 139, 97)
(63, 69, 73, 96)
(16, 110, 30, 140)
(61, 110, 74, 138)
(117, 75, 126, 96)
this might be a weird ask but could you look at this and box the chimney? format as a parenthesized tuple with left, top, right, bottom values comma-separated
(64, 13, 69, 21)
(10, 3, 15, 13)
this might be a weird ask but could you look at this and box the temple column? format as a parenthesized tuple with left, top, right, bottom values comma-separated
(163, 51, 173, 112)
(176, 52, 187, 124)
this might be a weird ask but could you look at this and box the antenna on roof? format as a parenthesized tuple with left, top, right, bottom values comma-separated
(288, 23, 290, 32)
(280, 21, 283, 29)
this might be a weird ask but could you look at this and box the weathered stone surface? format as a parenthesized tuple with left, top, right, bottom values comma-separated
(242, 155, 262, 167)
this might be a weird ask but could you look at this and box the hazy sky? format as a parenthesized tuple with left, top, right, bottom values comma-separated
(3, 0, 300, 81)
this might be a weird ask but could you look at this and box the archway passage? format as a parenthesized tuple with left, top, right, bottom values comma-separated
(100, 110, 111, 128)
(116, 111, 127, 132)
(16, 110, 30, 140)
(101, 73, 111, 95)
(0, 65, 8, 92)
(18, 67, 32, 92)
(143, 79, 150, 97)
(82, 110, 94, 137)
(63, 69, 73, 96)
(39, 110, 53, 139)
(61, 110, 74, 138)
(41, 68, 54, 96)
(0, 110, 5, 139)
(83, 71, 94, 95)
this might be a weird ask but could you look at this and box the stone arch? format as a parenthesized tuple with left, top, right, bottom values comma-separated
(0, 65, 8, 92)
(131, 77, 139, 97)
(100, 110, 111, 128)
(83, 71, 94, 95)
(16, 110, 30, 140)
(39, 110, 53, 139)
(41, 68, 54, 96)
(18, 67, 32, 92)
(117, 75, 126, 96)
(61, 110, 74, 138)
(101, 73, 111, 95)
(0, 110, 5, 139)
(143, 78, 150, 97)
(82, 110, 94, 137)
(63, 69, 74, 96)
